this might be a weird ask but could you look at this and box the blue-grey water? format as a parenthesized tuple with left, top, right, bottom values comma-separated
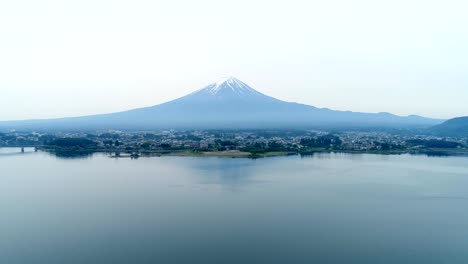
(1, 148, 468, 264)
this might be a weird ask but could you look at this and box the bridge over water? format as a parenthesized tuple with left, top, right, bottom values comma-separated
(0, 146, 41, 155)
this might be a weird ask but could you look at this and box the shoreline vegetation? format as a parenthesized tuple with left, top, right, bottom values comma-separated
(2, 130, 467, 158)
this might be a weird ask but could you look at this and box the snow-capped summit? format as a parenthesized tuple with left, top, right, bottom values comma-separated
(214, 76, 239, 88)
(193, 77, 265, 98)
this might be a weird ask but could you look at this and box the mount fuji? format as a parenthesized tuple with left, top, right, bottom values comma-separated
(0, 77, 442, 131)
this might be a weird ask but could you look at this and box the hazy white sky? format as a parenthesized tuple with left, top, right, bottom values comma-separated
(1, 0, 467, 121)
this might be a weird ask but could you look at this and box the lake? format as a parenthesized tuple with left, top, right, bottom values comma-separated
(1, 148, 468, 263)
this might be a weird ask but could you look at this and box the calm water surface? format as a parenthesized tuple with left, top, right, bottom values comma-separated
(1, 148, 468, 264)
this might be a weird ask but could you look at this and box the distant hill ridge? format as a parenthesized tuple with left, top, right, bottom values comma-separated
(429, 116, 468, 137)
(0, 77, 443, 131)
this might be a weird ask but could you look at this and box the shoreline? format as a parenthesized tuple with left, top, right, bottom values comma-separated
(2, 146, 468, 158)
(27, 147, 468, 158)
(108, 150, 295, 159)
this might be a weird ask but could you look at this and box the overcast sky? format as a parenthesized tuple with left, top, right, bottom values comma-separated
(1, 0, 467, 121)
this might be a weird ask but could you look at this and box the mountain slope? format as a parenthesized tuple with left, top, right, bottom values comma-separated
(0, 77, 443, 131)
(429, 116, 468, 137)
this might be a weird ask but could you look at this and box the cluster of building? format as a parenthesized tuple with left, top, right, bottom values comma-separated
(1, 130, 467, 153)
(339, 131, 466, 151)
